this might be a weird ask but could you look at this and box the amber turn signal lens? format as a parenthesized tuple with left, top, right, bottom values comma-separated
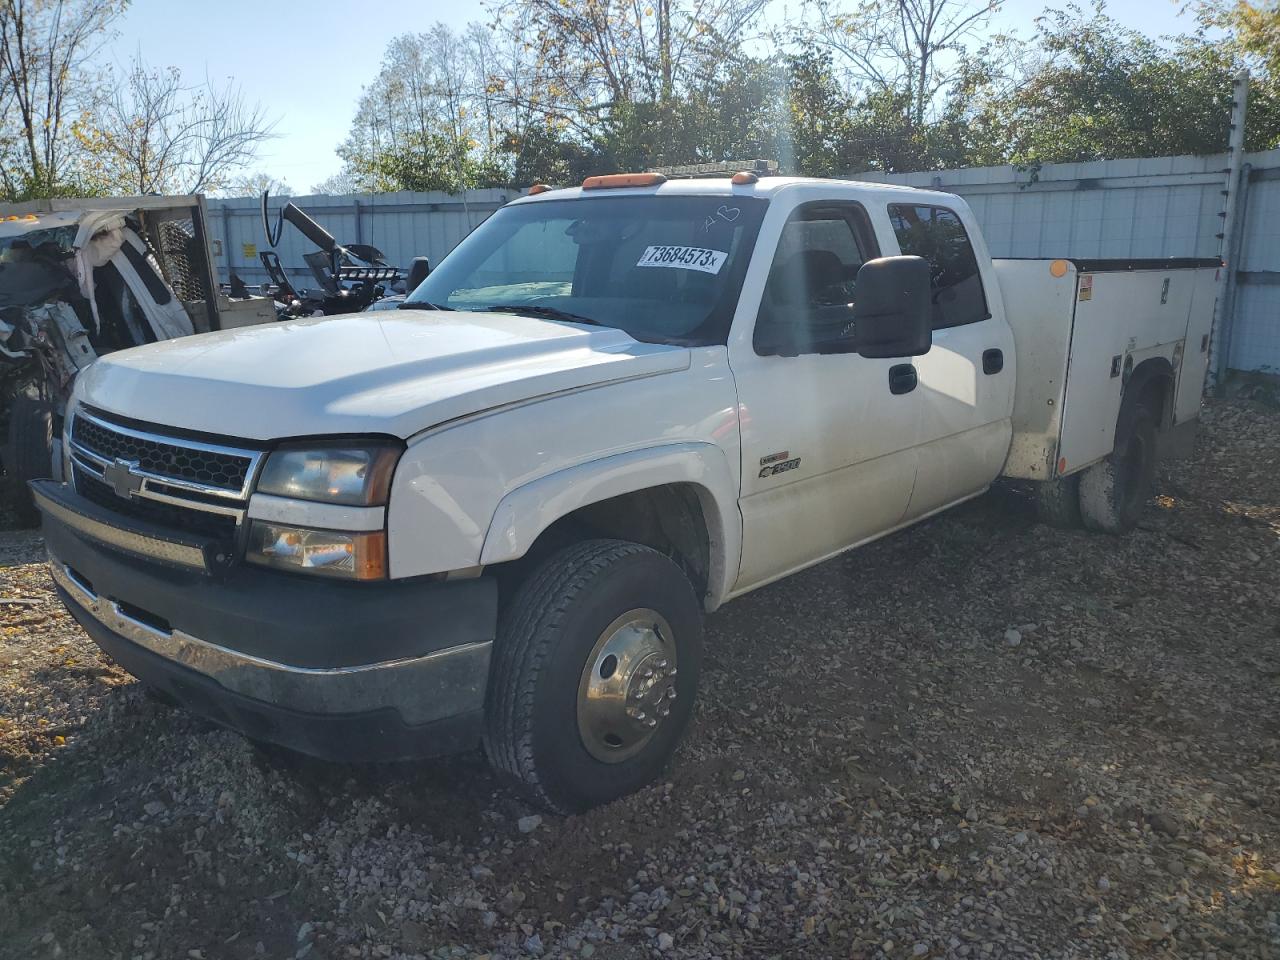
(246, 522, 387, 580)
(582, 172, 667, 190)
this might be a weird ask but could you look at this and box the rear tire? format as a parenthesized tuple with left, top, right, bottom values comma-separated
(1078, 403, 1157, 534)
(7, 395, 54, 528)
(1035, 474, 1082, 528)
(484, 539, 703, 813)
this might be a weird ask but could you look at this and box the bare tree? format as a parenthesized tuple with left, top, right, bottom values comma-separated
(337, 24, 500, 179)
(497, 0, 772, 112)
(803, 0, 1000, 126)
(225, 171, 292, 198)
(78, 57, 276, 195)
(311, 170, 363, 195)
(0, 0, 125, 198)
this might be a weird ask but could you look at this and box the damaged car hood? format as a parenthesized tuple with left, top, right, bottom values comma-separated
(75, 310, 691, 440)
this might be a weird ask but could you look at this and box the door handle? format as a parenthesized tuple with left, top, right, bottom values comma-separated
(982, 348, 1004, 375)
(888, 363, 917, 395)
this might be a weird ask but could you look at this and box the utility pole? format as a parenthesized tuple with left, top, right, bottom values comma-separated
(1208, 68, 1249, 396)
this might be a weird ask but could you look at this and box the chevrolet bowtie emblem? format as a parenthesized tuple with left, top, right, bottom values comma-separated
(102, 458, 144, 499)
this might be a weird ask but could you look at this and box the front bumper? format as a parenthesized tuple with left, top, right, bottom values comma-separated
(32, 479, 498, 762)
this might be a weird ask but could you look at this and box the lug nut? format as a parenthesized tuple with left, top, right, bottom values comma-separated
(645, 718, 658, 728)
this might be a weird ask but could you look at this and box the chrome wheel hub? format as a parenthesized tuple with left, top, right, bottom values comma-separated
(577, 608, 678, 763)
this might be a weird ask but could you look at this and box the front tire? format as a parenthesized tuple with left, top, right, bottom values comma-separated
(484, 539, 703, 813)
(1078, 403, 1157, 534)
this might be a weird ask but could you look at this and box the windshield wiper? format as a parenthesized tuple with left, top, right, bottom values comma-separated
(397, 300, 453, 311)
(478, 303, 604, 327)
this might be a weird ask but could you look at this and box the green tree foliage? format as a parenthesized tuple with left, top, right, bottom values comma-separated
(976, 4, 1280, 165)
(1202, 0, 1280, 75)
(10, 0, 1280, 200)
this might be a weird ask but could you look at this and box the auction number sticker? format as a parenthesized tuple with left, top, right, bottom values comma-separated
(636, 245, 727, 274)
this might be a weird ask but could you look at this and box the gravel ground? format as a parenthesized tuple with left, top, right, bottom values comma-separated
(1, 399, 1278, 960)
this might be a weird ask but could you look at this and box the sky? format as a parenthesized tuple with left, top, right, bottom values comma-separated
(102, 0, 1202, 195)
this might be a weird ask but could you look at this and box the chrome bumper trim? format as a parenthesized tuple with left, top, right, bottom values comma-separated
(33, 483, 210, 571)
(50, 557, 491, 725)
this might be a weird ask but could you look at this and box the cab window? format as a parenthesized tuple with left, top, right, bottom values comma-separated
(754, 202, 876, 356)
(887, 204, 989, 329)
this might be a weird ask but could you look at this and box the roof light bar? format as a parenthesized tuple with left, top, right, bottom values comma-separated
(649, 159, 779, 179)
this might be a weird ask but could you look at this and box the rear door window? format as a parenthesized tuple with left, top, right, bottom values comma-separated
(888, 204, 989, 329)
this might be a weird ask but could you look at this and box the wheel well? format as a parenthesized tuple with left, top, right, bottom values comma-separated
(1125, 358, 1175, 431)
(494, 483, 713, 606)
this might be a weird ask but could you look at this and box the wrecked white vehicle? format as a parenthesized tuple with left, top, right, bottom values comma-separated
(0, 196, 273, 522)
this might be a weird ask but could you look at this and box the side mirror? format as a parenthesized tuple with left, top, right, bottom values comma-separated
(406, 257, 431, 293)
(851, 256, 932, 358)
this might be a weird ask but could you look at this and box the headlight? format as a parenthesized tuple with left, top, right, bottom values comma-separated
(246, 521, 387, 580)
(256, 443, 400, 506)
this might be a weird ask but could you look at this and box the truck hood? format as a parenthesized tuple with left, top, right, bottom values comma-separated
(76, 311, 691, 441)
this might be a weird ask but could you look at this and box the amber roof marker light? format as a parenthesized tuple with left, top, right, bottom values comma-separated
(581, 172, 668, 190)
(731, 171, 759, 185)
(527, 183, 553, 195)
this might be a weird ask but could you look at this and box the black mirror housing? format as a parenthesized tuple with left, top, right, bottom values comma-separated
(852, 256, 932, 358)
(406, 257, 432, 293)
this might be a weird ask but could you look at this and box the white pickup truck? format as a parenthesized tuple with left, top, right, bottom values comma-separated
(31, 172, 1217, 812)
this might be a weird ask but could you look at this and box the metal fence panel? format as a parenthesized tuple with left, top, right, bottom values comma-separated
(207, 189, 515, 292)
(854, 150, 1280, 373)
(207, 151, 1280, 373)
(1233, 169, 1280, 372)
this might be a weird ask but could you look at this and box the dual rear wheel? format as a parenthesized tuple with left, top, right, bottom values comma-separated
(1036, 402, 1158, 534)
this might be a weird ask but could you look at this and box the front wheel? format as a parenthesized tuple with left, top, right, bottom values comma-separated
(484, 539, 703, 813)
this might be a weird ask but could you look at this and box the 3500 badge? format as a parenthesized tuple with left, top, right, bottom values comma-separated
(759, 456, 801, 478)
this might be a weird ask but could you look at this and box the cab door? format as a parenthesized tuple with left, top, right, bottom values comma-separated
(727, 200, 921, 592)
(886, 203, 1015, 519)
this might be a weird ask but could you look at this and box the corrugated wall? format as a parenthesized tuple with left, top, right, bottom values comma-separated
(1232, 166, 1280, 374)
(854, 150, 1280, 374)
(207, 152, 1280, 374)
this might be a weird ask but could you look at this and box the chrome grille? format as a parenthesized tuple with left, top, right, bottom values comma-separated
(73, 464, 239, 541)
(71, 411, 254, 495)
(66, 409, 263, 552)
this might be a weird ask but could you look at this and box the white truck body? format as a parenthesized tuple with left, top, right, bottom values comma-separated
(32, 175, 1218, 810)
(999, 259, 1216, 482)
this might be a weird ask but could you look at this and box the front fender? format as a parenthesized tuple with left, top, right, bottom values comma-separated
(480, 442, 742, 610)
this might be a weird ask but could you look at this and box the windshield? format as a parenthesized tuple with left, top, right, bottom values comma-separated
(405, 195, 768, 345)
